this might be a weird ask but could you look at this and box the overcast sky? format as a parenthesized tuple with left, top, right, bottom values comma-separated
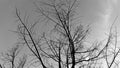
(0, 0, 120, 53)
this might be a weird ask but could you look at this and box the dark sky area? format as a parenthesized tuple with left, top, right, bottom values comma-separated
(0, 0, 120, 53)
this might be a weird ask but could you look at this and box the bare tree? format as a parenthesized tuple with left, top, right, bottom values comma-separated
(103, 17, 120, 68)
(15, 0, 120, 68)
(0, 44, 27, 68)
(1, 45, 20, 68)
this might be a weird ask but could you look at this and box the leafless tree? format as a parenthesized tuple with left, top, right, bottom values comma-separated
(15, 0, 120, 68)
(1, 45, 20, 68)
(103, 17, 120, 68)
(0, 44, 27, 68)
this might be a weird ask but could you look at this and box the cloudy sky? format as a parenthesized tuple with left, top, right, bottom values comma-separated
(0, 0, 120, 53)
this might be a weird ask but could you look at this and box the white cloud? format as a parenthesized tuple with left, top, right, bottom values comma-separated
(98, 0, 114, 30)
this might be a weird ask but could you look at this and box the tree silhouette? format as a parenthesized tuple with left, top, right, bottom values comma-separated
(0, 44, 27, 68)
(14, 0, 120, 68)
